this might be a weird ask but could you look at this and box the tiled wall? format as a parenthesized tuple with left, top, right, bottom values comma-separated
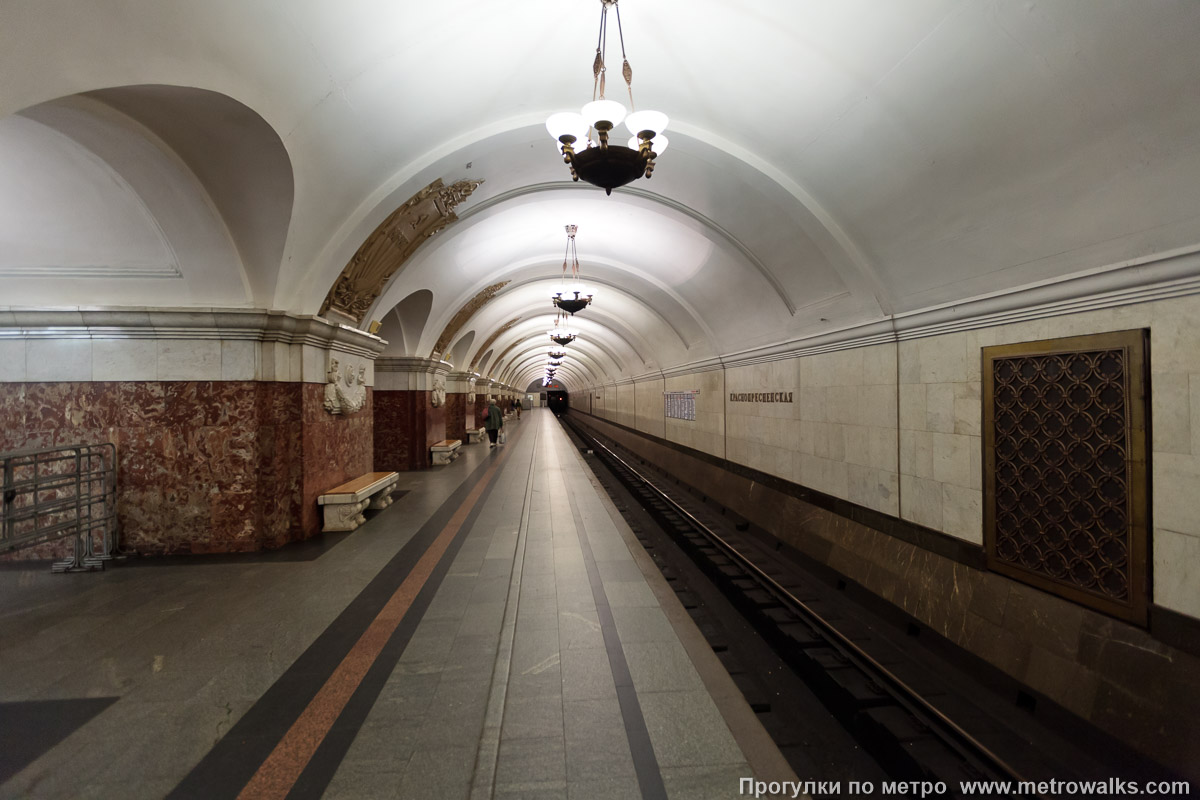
(798, 345, 900, 515)
(585, 293, 1200, 622)
(665, 370, 725, 459)
(633, 377, 665, 437)
(615, 382, 635, 429)
(725, 360, 800, 487)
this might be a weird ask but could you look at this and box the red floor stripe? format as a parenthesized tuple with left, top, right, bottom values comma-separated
(236, 451, 507, 800)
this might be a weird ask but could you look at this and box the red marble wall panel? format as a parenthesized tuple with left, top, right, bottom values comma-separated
(374, 389, 449, 471)
(474, 394, 490, 431)
(427, 400, 446, 451)
(0, 379, 371, 556)
(445, 393, 468, 441)
(300, 383, 373, 537)
(254, 382, 304, 548)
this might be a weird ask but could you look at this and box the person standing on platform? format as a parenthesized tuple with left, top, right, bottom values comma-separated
(485, 397, 504, 448)
(516, 401, 522, 421)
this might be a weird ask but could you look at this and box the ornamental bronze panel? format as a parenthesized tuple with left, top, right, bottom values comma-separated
(320, 178, 484, 326)
(982, 330, 1149, 625)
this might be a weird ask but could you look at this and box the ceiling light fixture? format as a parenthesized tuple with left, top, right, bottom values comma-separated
(552, 224, 593, 314)
(545, 0, 668, 195)
(548, 312, 579, 346)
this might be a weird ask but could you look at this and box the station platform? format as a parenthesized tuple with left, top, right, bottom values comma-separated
(0, 408, 795, 799)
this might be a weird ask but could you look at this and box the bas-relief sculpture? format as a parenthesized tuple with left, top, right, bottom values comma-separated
(320, 177, 484, 325)
(469, 317, 521, 372)
(431, 377, 447, 408)
(323, 357, 368, 415)
(430, 281, 510, 361)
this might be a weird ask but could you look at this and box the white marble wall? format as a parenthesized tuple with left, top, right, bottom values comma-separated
(581, 295, 1200, 620)
(634, 377, 666, 438)
(0, 311, 384, 385)
(614, 382, 636, 429)
(0, 338, 272, 382)
(725, 360, 800, 485)
(898, 334, 982, 540)
(798, 344, 900, 514)
(897, 295, 1200, 618)
(665, 370, 725, 459)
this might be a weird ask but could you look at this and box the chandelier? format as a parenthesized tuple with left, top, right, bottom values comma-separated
(545, 0, 668, 195)
(548, 348, 568, 359)
(548, 312, 579, 346)
(552, 225, 593, 314)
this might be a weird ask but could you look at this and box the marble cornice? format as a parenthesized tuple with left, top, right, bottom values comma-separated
(0, 308, 387, 359)
(374, 356, 452, 375)
(593, 244, 1200, 381)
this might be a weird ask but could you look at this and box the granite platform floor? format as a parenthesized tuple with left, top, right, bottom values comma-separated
(0, 408, 795, 799)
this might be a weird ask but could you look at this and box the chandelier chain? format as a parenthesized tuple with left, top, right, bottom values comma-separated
(613, 2, 635, 110)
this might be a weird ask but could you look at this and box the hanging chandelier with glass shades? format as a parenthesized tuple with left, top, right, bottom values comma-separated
(548, 313, 579, 346)
(552, 224, 593, 314)
(545, 0, 668, 195)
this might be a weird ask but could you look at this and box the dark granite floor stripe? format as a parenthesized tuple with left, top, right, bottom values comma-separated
(166, 444, 517, 800)
(563, 453, 668, 800)
(286, 440, 521, 799)
(0, 698, 118, 783)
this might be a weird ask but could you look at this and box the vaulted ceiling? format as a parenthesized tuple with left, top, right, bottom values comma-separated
(3, 0, 1199, 389)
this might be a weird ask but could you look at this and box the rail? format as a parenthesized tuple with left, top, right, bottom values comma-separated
(569, 418, 1044, 799)
(1, 443, 120, 572)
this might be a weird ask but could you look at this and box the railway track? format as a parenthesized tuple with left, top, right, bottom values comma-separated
(561, 415, 1054, 799)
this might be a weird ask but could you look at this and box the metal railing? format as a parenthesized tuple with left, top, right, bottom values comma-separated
(1, 443, 120, 572)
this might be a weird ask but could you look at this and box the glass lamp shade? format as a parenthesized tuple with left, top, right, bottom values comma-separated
(546, 112, 588, 145)
(628, 133, 669, 155)
(582, 99, 626, 128)
(624, 110, 668, 138)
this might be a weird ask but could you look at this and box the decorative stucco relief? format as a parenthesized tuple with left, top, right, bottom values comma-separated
(320, 177, 484, 325)
(470, 317, 521, 373)
(430, 281, 510, 360)
(323, 357, 368, 415)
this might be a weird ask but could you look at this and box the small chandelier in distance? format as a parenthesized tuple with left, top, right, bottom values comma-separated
(545, 0, 668, 195)
(548, 312, 579, 346)
(552, 224, 593, 314)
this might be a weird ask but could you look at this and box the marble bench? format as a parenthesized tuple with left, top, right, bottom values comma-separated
(467, 427, 486, 444)
(430, 438, 462, 465)
(317, 471, 399, 532)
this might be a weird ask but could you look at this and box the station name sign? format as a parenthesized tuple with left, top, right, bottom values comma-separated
(729, 392, 793, 403)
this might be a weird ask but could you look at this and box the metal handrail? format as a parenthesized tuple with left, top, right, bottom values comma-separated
(1, 442, 120, 572)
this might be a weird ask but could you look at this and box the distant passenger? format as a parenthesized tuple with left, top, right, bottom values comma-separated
(485, 398, 504, 448)
(516, 402, 522, 420)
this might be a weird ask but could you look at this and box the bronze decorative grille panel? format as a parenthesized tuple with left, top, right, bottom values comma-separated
(982, 330, 1148, 625)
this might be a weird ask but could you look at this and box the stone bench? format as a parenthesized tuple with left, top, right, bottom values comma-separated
(467, 427, 486, 444)
(431, 438, 462, 465)
(317, 471, 399, 532)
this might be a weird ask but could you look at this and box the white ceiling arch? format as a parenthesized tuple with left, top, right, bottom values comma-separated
(3, 0, 1199, 385)
(497, 344, 607, 388)
(480, 316, 630, 377)
(505, 353, 598, 390)
(458, 291, 664, 378)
